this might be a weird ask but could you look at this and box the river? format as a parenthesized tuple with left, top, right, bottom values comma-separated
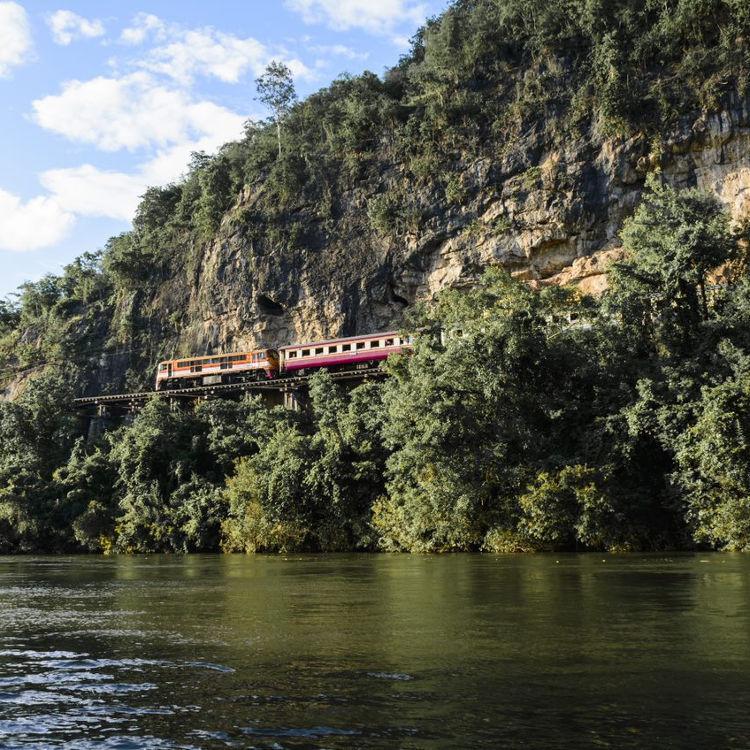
(0, 554, 748, 748)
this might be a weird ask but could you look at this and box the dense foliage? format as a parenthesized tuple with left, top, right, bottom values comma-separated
(3, 181, 750, 552)
(2, 0, 750, 552)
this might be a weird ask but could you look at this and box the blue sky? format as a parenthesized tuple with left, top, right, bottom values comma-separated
(0, 0, 446, 299)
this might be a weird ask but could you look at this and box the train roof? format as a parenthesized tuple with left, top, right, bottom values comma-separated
(279, 331, 402, 351)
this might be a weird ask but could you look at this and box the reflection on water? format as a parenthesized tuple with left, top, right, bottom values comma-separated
(0, 554, 749, 748)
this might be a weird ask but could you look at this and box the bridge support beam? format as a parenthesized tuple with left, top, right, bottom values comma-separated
(283, 388, 308, 412)
(86, 405, 111, 442)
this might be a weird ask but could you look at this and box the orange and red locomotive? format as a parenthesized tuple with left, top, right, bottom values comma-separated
(156, 349, 279, 391)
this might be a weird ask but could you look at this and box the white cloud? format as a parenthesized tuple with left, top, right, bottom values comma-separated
(30, 71, 256, 224)
(0, 2, 33, 77)
(32, 72, 247, 152)
(141, 28, 268, 84)
(37, 119, 252, 224)
(119, 14, 313, 85)
(37, 113, 252, 223)
(0, 189, 74, 252)
(39, 165, 144, 221)
(47, 10, 105, 46)
(15, 10, 321, 245)
(286, 0, 426, 36)
(120, 12, 166, 45)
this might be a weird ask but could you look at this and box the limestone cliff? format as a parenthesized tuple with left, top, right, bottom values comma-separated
(149, 94, 750, 359)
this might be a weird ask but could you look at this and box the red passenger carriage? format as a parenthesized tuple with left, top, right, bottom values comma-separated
(279, 331, 411, 375)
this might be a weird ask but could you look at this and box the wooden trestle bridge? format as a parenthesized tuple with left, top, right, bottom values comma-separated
(73, 366, 386, 419)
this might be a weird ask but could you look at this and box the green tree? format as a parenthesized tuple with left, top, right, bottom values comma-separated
(255, 60, 297, 157)
(0, 369, 80, 552)
(222, 374, 388, 552)
(222, 424, 315, 552)
(375, 270, 588, 551)
(673, 344, 750, 550)
(109, 400, 217, 552)
(606, 177, 733, 355)
(54, 439, 118, 552)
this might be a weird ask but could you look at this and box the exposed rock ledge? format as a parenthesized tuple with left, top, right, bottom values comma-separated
(540, 248, 626, 296)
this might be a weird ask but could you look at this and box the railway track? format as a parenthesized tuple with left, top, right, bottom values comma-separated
(73, 367, 386, 411)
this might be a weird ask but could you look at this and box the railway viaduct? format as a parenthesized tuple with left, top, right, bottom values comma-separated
(73, 367, 386, 438)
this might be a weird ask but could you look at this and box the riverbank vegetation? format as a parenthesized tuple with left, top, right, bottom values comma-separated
(3, 180, 750, 553)
(3, 0, 750, 552)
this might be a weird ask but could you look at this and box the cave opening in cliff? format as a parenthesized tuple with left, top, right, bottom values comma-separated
(257, 294, 286, 316)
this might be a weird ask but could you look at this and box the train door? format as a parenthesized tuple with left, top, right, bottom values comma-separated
(167, 363, 173, 379)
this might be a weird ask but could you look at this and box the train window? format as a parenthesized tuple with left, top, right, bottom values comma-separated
(288, 351, 297, 359)
(231, 355, 243, 362)
(302, 349, 310, 357)
(315, 347, 324, 355)
(371, 340, 380, 348)
(356, 342, 365, 350)
(211, 357, 220, 364)
(385, 338, 394, 347)
(221, 362, 231, 370)
(342, 343, 351, 352)
(328, 346, 337, 354)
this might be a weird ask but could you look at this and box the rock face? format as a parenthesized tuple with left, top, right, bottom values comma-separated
(165, 93, 750, 360)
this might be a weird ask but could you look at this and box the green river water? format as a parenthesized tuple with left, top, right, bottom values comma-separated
(0, 554, 749, 749)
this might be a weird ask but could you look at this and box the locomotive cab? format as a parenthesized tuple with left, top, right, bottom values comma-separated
(155, 361, 172, 391)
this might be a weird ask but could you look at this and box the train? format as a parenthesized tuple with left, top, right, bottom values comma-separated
(155, 331, 413, 391)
